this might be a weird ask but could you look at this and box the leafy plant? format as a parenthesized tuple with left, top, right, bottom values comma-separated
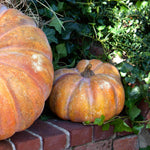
(27, 0, 150, 133)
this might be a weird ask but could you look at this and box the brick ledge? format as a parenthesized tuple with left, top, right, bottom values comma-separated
(0, 118, 142, 150)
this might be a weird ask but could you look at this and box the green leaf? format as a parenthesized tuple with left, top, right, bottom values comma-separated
(49, 16, 62, 34)
(136, 1, 142, 8)
(94, 115, 105, 126)
(120, 6, 128, 12)
(129, 86, 141, 100)
(140, 146, 150, 150)
(43, 28, 58, 44)
(58, 2, 64, 12)
(110, 119, 132, 132)
(83, 120, 91, 125)
(82, 39, 92, 51)
(133, 124, 144, 134)
(66, 59, 76, 68)
(97, 26, 105, 31)
(56, 43, 67, 58)
(120, 62, 133, 73)
(144, 72, 150, 84)
(62, 22, 80, 40)
(66, 0, 76, 3)
(102, 123, 110, 131)
(128, 105, 141, 121)
(146, 122, 150, 129)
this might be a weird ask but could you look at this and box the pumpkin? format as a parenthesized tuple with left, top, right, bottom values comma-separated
(0, 4, 54, 140)
(49, 59, 125, 122)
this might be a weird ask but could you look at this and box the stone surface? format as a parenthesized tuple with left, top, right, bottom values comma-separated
(138, 127, 150, 148)
(93, 125, 115, 141)
(49, 119, 92, 146)
(28, 119, 66, 150)
(11, 131, 40, 150)
(113, 135, 139, 150)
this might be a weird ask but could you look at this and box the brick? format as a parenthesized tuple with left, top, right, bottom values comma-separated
(49, 119, 92, 146)
(28, 119, 66, 150)
(11, 131, 40, 150)
(0, 140, 13, 150)
(146, 110, 150, 120)
(74, 140, 112, 150)
(138, 99, 149, 118)
(113, 135, 139, 150)
(86, 140, 112, 150)
(93, 125, 114, 141)
(73, 144, 87, 150)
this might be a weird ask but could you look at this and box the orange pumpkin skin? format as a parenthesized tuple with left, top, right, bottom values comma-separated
(0, 5, 54, 140)
(49, 59, 125, 122)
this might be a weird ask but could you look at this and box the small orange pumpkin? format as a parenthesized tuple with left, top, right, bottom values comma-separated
(0, 5, 54, 140)
(49, 59, 125, 122)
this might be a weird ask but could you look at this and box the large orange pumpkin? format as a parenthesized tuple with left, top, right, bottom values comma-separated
(49, 59, 125, 122)
(0, 4, 54, 140)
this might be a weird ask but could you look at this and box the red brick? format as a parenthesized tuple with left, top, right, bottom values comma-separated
(28, 119, 66, 150)
(11, 131, 40, 150)
(74, 144, 87, 150)
(0, 140, 13, 150)
(113, 135, 139, 150)
(93, 125, 114, 141)
(49, 119, 92, 146)
(146, 110, 150, 120)
(74, 140, 112, 150)
(138, 99, 149, 118)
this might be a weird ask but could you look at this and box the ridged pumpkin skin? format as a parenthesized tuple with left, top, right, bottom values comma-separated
(0, 5, 54, 140)
(49, 59, 125, 122)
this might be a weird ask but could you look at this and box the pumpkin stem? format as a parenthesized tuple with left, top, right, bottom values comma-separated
(81, 64, 95, 78)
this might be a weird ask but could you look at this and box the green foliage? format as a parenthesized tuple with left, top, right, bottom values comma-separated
(28, 0, 150, 133)
(140, 146, 150, 150)
(93, 115, 105, 126)
(110, 118, 132, 132)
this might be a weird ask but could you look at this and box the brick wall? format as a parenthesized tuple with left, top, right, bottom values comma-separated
(0, 100, 149, 150)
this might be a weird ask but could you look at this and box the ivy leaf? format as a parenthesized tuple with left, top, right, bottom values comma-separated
(49, 16, 62, 34)
(97, 25, 106, 31)
(102, 123, 110, 131)
(146, 122, 150, 129)
(94, 115, 105, 126)
(82, 39, 92, 51)
(56, 43, 67, 58)
(128, 105, 141, 121)
(66, 59, 76, 68)
(43, 27, 58, 44)
(120, 62, 133, 73)
(62, 22, 80, 40)
(110, 118, 132, 132)
(139, 146, 150, 150)
(125, 86, 142, 107)
(83, 120, 91, 125)
(133, 124, 144, 134)
(144, 72, 150, 84)
(66, 0, 76, 3)
(58, 2, 64, 12)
